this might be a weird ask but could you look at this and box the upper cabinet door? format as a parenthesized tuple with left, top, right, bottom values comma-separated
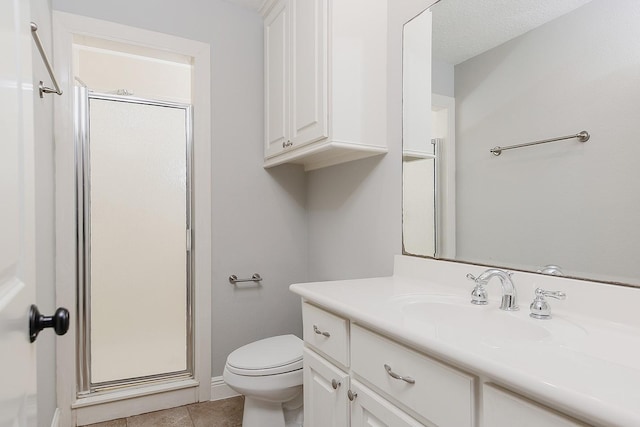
(264, 0, 290, 158)
(402, 9, 433, 158)
(290, 0, 328, 147)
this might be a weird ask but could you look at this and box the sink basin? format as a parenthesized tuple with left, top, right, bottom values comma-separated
(388, 294, 586, 348)
(403, 301, 549, 344)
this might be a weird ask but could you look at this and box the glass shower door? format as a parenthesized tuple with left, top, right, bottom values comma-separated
(76, 88, 193, 392)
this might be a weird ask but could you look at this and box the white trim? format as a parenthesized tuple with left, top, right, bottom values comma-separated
(53, 12, 212, 426)
(210, 376, 240, 401)
(75, 383, 198, 426)
(50, 408, 60, 427)
(72, 379, 199, 409)
(263, 139, 388, 171)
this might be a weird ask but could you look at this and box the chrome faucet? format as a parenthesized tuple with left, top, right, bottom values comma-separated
(467, 269, 519, 311)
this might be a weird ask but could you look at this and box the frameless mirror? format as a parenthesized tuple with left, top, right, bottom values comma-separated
(402, 0, 640, 287)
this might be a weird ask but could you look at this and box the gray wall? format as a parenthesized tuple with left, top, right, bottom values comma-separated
(47, 0, 422, 403)
(31, 1, 57, 425)
(432, 58, 454, 97)
(306, 1, 430, 281)
(455, 0, 640, 283)
(51, 0, 308, 378)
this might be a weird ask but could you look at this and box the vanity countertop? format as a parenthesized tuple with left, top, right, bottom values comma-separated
(290, 256, 640, 427)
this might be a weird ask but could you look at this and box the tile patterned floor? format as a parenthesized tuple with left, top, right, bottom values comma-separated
(84, 396, 244, 427)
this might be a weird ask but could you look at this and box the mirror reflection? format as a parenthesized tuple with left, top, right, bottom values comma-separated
(402, 0, 640, 286)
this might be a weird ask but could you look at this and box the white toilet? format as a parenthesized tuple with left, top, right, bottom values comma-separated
(223, 334, 304, 427)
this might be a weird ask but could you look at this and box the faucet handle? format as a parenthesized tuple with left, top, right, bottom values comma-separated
(530, 288, 566, 319)
(536, 288, 566, 300)
(467, 273, 488, 305)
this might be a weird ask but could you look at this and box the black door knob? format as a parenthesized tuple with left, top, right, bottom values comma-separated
(29, 304, 70, 343)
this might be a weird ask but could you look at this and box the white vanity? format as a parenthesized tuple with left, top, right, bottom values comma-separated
(290, 256, 640, 427)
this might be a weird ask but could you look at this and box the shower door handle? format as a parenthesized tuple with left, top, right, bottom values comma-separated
(29, 304, 70, 343)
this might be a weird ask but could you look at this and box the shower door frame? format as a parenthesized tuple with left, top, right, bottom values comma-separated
(54, 13, 212, 426)
(75, 88, 195, 395)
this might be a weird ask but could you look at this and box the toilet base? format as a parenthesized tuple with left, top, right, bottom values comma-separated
(242, 397, 284, 427)
(283, 404, 304, 427)
(241, 396, 303, 427)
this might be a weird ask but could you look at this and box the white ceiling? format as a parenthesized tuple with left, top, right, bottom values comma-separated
(432, 0, 594, 65)
(224, 0, 595, 65)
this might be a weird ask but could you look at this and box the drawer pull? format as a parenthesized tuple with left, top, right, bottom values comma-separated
(313, 325, 331, 337)
(331, 379, 341, 390)
(384, 364, 416, 384)
(347, 390, 358, 401)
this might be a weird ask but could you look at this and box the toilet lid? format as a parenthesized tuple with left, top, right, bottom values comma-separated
(226, 335, 303, 376)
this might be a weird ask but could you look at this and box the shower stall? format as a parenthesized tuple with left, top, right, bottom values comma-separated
(74, 87, 194, 394)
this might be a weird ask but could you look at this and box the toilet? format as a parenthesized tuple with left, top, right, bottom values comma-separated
(223, 335, 304, 427)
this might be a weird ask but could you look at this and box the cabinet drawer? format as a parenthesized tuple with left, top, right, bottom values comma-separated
(351, 324, 474, 427)
(302, 303, 349, 367)
(483, 384, 589, 427)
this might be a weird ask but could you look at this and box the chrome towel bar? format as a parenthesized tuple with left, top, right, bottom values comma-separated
(229, 273, 262, 285)
(30, 22, 63, 98)
(491, 130, 589, 156)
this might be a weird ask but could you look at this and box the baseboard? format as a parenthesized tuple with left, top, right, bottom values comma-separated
(50, 408, 60, 427)
(210, 376, 239, 401)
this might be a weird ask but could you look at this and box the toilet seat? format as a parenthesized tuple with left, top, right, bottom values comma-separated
(226, 334, 303, 376)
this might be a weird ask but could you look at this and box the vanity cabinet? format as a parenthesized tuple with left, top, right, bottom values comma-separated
(303, 302, 438, 427)
(261, 0, 388, 171)
(300, 301, 594, 427)
(303, 349, 426, 427)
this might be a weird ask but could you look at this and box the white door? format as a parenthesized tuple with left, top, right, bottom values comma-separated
(264, 0, 290, 158)
(290, 0, 327, 147)
(0, 0, 38, 426)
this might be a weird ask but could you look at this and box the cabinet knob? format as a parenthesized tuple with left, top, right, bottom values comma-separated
(331, 379, 341, 390)
(347, 389, 358, 401)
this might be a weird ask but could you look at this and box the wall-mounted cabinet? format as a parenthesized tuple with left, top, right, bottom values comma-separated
(261, 0, 388, 171)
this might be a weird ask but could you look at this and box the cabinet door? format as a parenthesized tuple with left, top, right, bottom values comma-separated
(483, 384, 589, 427)
(350, 380, 430, 427)
(304, 347, 349, 427)
(402, 8, 432, 157)
(290, 0, 328, 147)
(264, 0, 290, 158)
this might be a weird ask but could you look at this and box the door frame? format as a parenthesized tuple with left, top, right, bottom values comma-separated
(431, 93, 456, 260)
(53, 12, 212, 426)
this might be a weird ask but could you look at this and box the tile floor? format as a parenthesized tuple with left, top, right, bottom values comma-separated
(84, 396, 244, 427)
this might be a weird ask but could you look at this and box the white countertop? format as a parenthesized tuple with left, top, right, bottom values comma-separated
(290, 256, 640, 427)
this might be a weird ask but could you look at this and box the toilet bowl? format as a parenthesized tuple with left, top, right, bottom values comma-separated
(223, 335, 304, 427)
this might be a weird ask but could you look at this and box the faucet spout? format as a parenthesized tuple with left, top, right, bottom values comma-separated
(472, 269, 519, 311)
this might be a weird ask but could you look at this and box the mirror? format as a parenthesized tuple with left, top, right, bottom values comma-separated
(402, 0, 640, 287)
